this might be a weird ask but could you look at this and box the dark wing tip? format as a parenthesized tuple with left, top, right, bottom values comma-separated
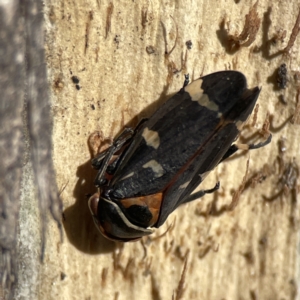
(200, 71, 260, 121)
(200, 71, 248, 113)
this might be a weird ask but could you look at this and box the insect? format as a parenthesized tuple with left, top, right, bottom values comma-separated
(89, 71, 272, 241)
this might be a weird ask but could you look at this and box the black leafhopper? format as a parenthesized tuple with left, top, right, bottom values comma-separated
(89, 71, 271, 241)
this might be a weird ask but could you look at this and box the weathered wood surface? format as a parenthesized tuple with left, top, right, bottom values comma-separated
(12, 1, 300, 299)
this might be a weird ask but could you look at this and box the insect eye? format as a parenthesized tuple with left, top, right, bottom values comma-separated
(123, 204, 153, 227)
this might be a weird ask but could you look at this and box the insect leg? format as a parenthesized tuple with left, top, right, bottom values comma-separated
(91, 149, 111, 170)
(182, 182, 220, 203)
(93, 127, 135, 186)
(247, 133, 272, 149)
(92, 127, 135, 170)
(181, 135, 271, 203)
(92, 117, 150, 184)
(105, 118, 150, 175)
(183, 74, 190, 88)
(220, 134, 272, 163)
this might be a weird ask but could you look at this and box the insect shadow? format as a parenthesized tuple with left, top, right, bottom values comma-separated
(62, 159, 116, 254)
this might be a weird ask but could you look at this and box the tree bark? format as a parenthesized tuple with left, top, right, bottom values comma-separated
(13, 0, 300, 299)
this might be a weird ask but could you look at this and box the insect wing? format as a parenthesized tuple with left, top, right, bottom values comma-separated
(156, 86, 260, 226)
(109, 72, 256, 215)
